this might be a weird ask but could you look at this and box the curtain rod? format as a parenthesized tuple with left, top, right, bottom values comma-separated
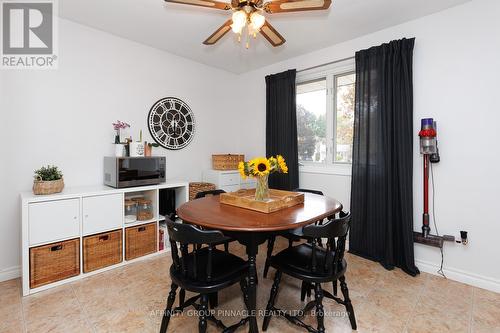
(297, 56, 355, 73)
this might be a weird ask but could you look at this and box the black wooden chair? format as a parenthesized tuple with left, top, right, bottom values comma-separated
(194, 189, 227, 199)
(160, 218, 251, 333)
(263, 189, 327, 278)
(262, 212, 357, 333)
(194, 189, 236, 253)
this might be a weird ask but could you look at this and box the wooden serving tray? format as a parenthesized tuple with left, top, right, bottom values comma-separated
(220, 189, 304, 213)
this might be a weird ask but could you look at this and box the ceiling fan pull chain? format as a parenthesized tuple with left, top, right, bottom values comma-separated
(246, 29, 250, 49)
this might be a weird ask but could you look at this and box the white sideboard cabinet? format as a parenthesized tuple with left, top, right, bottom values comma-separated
(21, 181, 188, 296)
(202, 169, 256, 192)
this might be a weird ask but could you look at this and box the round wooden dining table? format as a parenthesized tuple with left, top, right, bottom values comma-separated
(176, 192, 343, 333)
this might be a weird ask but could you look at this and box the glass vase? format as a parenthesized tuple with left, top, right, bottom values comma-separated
(255, 174, 270, 201)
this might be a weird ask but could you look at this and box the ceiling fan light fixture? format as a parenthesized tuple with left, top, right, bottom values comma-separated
(250, 12, 265, 30)
(231, 10, 247, 33)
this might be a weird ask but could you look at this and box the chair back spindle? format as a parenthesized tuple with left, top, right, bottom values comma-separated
(166, 218, 230, 283)
(302, 212, 351, 273)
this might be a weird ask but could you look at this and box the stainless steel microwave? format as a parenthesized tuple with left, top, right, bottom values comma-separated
(104, 156, 166, 188)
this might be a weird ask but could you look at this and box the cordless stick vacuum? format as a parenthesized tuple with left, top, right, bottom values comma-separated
(414, 119, 454, 247)
(419, 118, 437, 237)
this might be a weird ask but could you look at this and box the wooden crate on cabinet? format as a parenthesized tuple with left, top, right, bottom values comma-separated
(29, 238, 80, 289)
(83, 229, 123, 273)
(125, 222, 157, 260)
(212, 154, 244, 170)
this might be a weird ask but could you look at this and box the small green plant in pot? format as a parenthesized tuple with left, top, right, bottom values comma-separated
(33, 165, 64, 195)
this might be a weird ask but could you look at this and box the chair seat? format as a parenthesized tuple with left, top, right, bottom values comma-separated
(170, 247, 248, 293)
(270, 243, 346, 282)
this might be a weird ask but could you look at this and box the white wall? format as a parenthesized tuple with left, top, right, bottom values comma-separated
(0, 18, 240, 279)
(236, 0, 500, 291)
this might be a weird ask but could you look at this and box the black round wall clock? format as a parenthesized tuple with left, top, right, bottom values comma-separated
(147, 97, 195, 150)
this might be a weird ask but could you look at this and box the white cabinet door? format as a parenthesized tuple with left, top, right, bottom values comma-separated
(29, 199, 80, 246)
(221, 184, 240, 193)
(83, 194, 123, 236)
(219, 172, 240, 186)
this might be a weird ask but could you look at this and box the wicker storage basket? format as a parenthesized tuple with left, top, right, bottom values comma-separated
(125, 222, 157, 260)
(29, 238, 80, 289)
(33, 178, 64, 195)
(83, 229, 123, 273)
(189, 182, 216, 201)
(212, 154, 244, 170)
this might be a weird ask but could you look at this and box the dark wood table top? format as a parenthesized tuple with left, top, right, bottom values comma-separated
(176, 193, 343, 232)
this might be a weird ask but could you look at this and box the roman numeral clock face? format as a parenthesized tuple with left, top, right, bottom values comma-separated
(148, 97, 195, 150)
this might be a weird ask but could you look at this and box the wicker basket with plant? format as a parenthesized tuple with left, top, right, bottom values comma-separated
(33, 165, 64, 195)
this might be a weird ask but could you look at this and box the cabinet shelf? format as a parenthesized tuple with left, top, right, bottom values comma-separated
(124, 218, 157, 228)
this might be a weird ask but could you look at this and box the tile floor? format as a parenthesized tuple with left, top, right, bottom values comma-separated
(1, 240, 499, 333)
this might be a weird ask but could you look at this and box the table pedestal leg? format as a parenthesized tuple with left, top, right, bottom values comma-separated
(247, 242, 259, 333)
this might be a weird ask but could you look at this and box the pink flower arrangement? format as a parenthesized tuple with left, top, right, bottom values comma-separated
(113, 120, 130, 143)
(113, 120, 130, 131)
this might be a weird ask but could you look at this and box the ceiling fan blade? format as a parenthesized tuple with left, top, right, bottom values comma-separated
(203, 19, 233, 45)
(263, 0, 331, 13)
(260, 21, 286, 47)
(165, 0, 231, 11)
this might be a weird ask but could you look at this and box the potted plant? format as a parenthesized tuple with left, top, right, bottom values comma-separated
(112, 120, 130, 157)
(33, 165, 64, 195)
(144, 142, 160, 156)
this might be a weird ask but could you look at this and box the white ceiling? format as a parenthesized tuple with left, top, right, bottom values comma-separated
(60, 0, 471, 74)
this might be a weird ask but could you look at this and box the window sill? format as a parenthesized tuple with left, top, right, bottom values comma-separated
(299, 164, 352, 176)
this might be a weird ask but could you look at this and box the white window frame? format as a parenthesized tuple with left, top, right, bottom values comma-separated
(296, 58, 355, 176)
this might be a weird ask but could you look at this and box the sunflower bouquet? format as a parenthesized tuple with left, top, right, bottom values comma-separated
(238, 155, 288, 201)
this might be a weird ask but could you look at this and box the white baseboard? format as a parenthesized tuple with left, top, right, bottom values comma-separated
(416, 259, 500, 293)
(0, 266, 21, 282)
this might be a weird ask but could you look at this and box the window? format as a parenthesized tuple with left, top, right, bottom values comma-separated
(297, 79, 327, 163)
(334, 73, 355, 163)
(296, 60, 355, 170)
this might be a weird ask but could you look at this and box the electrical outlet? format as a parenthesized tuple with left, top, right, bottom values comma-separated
(460, 231, 468, 245)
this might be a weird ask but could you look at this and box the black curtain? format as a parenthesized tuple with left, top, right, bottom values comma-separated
(266, 69, 299, 190)
(349, 38, 419, 276)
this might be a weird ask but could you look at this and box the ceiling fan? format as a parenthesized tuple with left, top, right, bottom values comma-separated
(164, 0, 332, 48)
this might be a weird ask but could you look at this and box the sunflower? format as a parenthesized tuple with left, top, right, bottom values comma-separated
(277, 155, 288, 173)
(267, 156, 277, 172)
(251, 157, 271, 177)
(238, 161, 247, 179)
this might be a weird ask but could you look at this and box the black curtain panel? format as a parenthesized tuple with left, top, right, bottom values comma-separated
(265, 69, 299, 190)
(349, 38, 419, 276)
